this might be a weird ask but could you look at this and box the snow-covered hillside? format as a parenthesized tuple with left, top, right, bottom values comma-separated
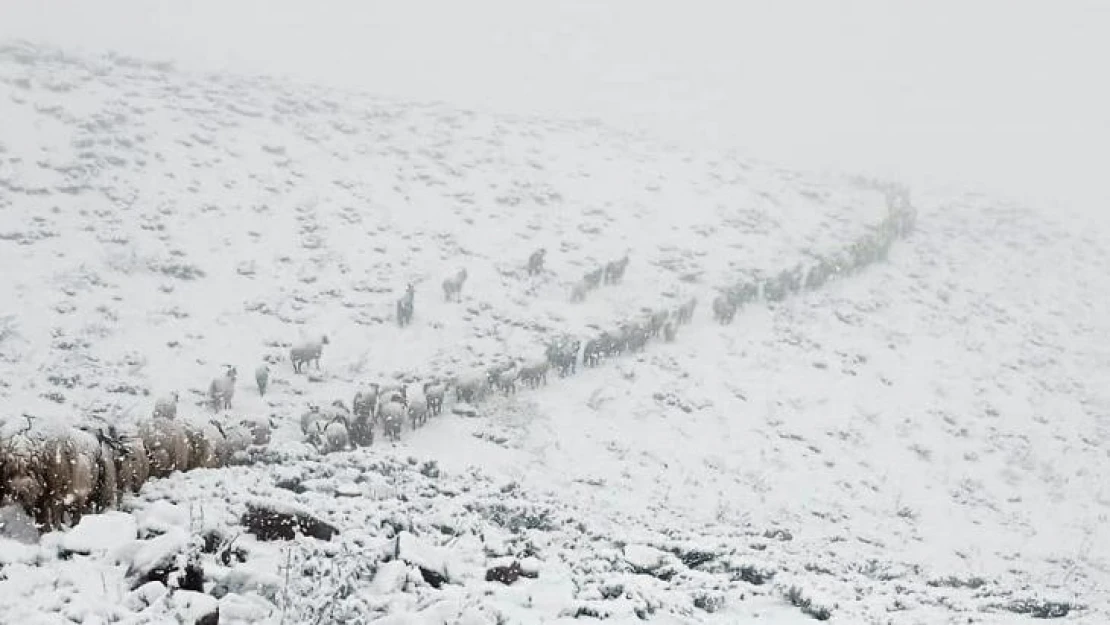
(1, 41, 1108, 624)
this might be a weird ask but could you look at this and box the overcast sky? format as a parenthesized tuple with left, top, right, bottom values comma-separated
(2, 0, 1107, 213)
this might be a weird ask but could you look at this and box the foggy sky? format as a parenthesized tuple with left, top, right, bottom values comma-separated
(2, 0, 1107, 214)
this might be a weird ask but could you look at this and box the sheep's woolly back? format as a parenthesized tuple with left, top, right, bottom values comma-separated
(0, 433, 45, 508)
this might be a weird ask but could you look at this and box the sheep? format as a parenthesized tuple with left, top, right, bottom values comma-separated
(300, 404, 325, 446)
(545, 337, 580, 377)
(454, 370, 488, 404)
(353, 384, 379, 421)
(349, 410, 374, 448)
(646, 309, 669, 338)
(663, 320, 678, 343)
(183, 419, 223, 470)
(494, 366, 519, 395)
(675, 296, 697, 324)
(56, 429, 102, 526)
(763, 276, 787, 302)
(376, 384, 407, 416)
(603, 255, 630, 284)
(583, 337, 604, 368)
(442, 268, 468, 302)
(583, 267, 604, 290)
(139, 417, 190, 479)
(0, 432, 48, 528)
(518, 360, 549, 389)
(379, 400, 405, 442)
(112, 431, 150, 495)
(152, 392, 179, 419)
(712, 294, 737, 324)
(624, 323, 649, 352)
(255, 364, 270, 396)
(314, 416, 351, 454)
(805, 261, 831, 290)
(408, 395, 429, 429)
(212, 420, 254, 465)
(526, 248, 546, 275)
(290, 336, 330, 374)
(421, 381, 445, 416)
(397, 283, 415, 327)
(209, 366, 238, 410)
(90, 430, 119, 512)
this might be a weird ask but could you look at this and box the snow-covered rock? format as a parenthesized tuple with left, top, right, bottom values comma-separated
(62, 511, 137, 554)
(169, 589, 219, 625)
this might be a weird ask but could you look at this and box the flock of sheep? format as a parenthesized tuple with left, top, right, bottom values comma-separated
(290, 184, 917, 458)
(0, 409, 270, 532)
(0, 183, 916, 534)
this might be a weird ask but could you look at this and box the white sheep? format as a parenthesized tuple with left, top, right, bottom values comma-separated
(353, 384, 379, 420)
(139, 417, 190, 479)
(527, 248, 546, 275)
(290, 336, 330, 374)
(0, 432, 48, 528)
(663, 320, 678, 342)
(376, 384, 407, 416)
(407, 395, 429, 429)
(209, 366, 238, 411)
(92, 431, 119, 512)
(213, 420, 254, 465)
(113, 432, 150, 495)
(319, 417, 351, 454)
(396, 283, 415, 327)
(379, 400, 405, 442)
(57, 429, 102, 526)
(454, 370, 488, 404)
(495, 367, 519, 395)
(300, 404, 326, 447)
(423, 381, 446, 416)
(518, 359, 549, 388)
(183, 419, 223, 470)
(240, 415, 273, 446)
(442, 268, 468, 302)
(152, 392, 179, 419)
(255, 364, 270, 396)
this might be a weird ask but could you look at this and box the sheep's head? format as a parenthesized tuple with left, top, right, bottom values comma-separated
(320, 335, 330, 345)
(171, 391, 180, 403)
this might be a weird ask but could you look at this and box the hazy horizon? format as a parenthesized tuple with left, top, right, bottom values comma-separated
(3, 0, 1107, 215)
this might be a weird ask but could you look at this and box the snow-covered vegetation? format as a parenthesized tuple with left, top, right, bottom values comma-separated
(1, 41, 1108, 623)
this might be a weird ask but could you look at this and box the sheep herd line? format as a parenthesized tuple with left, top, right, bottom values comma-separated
(0, 184, 916, 534)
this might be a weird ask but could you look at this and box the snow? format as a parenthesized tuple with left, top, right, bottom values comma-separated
(61, 511, 137, 554)
(0, 40, 1108, 624)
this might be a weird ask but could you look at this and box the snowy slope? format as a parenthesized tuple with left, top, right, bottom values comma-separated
(1, 41, 1108, 624)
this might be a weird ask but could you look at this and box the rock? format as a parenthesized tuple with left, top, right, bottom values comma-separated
(241, 498, 338, 541)
(485, 560, 524, 585)
(219, 592, 277, 622)
(623, 544, 668, 571)
(170, 590, 220, 625)
(395, 531, 453, 587)
(334, 481, 361, 497)
(62, 511, 137, 554)
(136, 500, 190, 537)
(126, 527, 188, 589)
(123, 581, 168, 612)
(0, 504, 40, 544)
(452, 403, 479, 417)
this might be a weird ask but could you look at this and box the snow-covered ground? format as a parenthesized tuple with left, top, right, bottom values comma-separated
(1, 41, 1108, 623)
